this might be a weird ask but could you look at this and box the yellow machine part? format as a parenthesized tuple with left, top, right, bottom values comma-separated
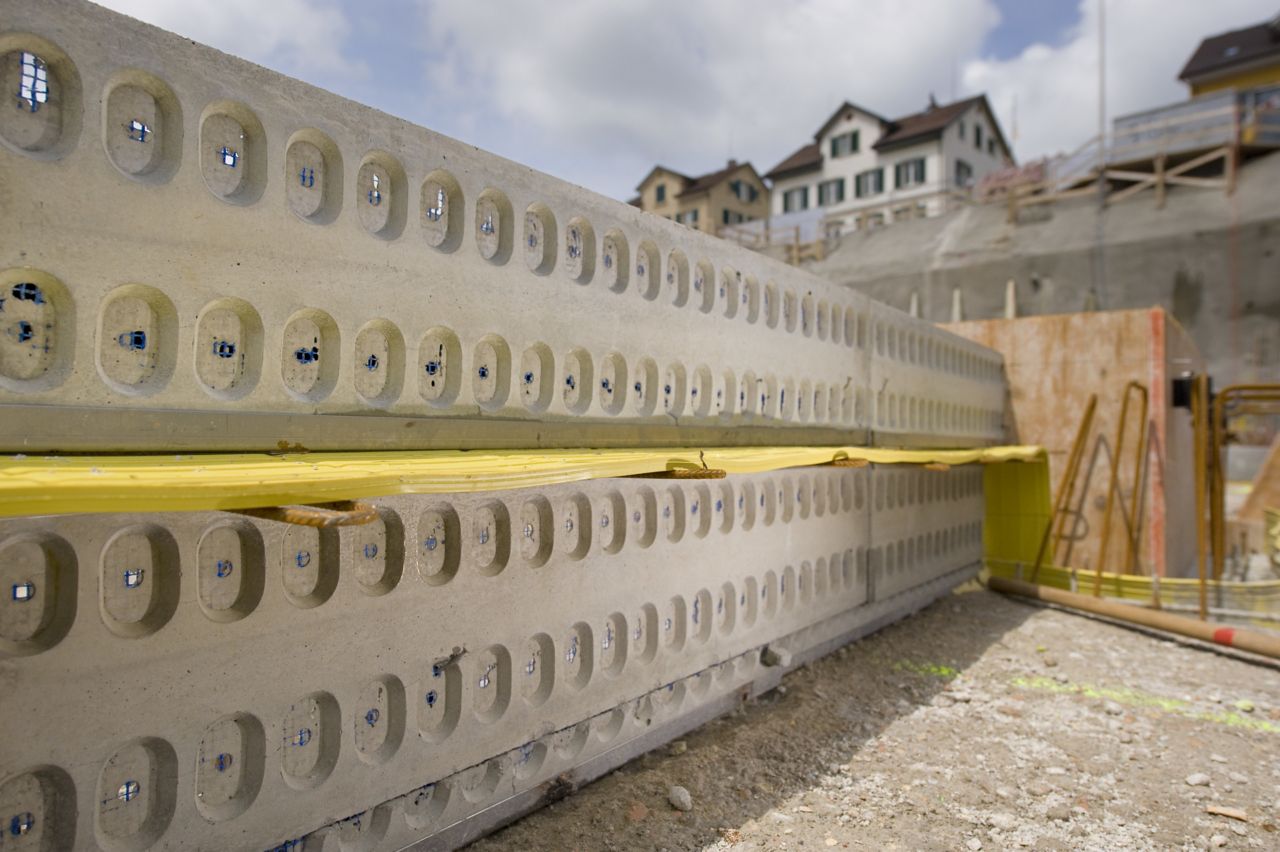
(980, 454, 1280, 626)
(0, 445, 1045, 517)
(982, 451, 1053, 566)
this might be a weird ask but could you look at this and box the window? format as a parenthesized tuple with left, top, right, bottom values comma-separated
(655, 183, 666, 203)
(829, 130, 859, 158)
(818, 178, 846, 206)
(954, 159, 973, 188)
(974, 124, 983, 151)
(729, 179, 759, 203)
(18, 52, 49, 113)
(958, 119, 965, 140)
(854, 168, 884, 198)
(722, 209, 747, 225)
(675, 208, 699, 226)
(987, 138, 995, 156)
(893, 158, 926, 188)
(782, 186, 809, 213)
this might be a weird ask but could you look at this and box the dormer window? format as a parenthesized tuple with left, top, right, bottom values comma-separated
(729, 179, 759, 203)
(830, 130, 859, 158)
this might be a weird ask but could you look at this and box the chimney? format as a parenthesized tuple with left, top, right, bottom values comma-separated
(728, 159, 738, 169)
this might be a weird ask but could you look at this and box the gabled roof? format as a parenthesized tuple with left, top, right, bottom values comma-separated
(676, 160, 765, 198)
(765, 93, 1013, 182)
(766, 101, 890, 179)
(765, 142, 823, 181)
(874, 95, 980, 150)
(634, 165, 691, 193)
(811, 100, 890, 143)
(1178, 16, 1280, 82)
(873, 94, 1011, 159)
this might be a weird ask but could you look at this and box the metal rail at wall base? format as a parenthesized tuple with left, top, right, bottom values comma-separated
(1, 2, 1009, 850)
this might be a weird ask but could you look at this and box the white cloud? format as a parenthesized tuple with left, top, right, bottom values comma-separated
(963, 0, 1280, 162)
(416, 0, 1001, 195)
(94, 0, 1280, 199)
(97, 0, 365, 79)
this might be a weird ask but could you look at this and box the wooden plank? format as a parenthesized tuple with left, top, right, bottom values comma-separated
(1165, 146, 1228, 177)
(1164, 175, 1227, 189)
(1155, 153, 1166, 209)
(1105, 169, 1157, 183)
(1115, 104, 1238, 135)
(1109, 177, 1157, 206)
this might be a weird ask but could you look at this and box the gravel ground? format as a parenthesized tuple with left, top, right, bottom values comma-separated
(470, 584, 1280, 851)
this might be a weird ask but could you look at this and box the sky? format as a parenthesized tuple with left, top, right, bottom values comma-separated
(98, 0, 1277, 200)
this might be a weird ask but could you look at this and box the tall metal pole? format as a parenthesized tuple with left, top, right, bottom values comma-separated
(1093, 0, 1108, 309)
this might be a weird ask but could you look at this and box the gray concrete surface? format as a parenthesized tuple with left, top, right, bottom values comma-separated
(0, 0, 1006, 453)
(0, 2, 1011, 850)
(1, 465, 983, 850)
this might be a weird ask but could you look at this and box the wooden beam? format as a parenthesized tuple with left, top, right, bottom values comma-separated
(1017, 184, 1101, 208)
(1227, 144, 1239, 196)
(1164, 174, 1227, 189)
(1104, 168, 1157, 183)
(1155, 153, 1166, 209)
(1165, 146, 1228, 178)
(1108, 176, 1157, 206)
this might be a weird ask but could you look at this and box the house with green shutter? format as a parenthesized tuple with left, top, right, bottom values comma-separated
(765, 95, 1014, 230)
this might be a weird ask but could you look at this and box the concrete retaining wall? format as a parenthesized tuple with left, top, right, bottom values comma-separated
(814, 152, 1280, 390)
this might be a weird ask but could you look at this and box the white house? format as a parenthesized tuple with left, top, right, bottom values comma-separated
(764, 95, 1014, 230)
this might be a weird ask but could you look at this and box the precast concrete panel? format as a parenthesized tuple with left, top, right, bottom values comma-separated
(0, 468, 983, 850)
(0, 0, 1003, 453)
(0, 2, 1006, 849)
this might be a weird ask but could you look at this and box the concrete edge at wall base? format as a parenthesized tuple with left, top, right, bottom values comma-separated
(0, 404, 872, 453)
(377, 562, 981, 852)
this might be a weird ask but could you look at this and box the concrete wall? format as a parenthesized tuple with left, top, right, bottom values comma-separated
(814, 150, 1280, 390)
(0, 0, 1006, 454)
(0, 2, 1008, 849)
(0, 464, 986, 851)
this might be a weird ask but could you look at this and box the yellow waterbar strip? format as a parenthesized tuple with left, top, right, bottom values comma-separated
(0, 445, 1043, 517)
